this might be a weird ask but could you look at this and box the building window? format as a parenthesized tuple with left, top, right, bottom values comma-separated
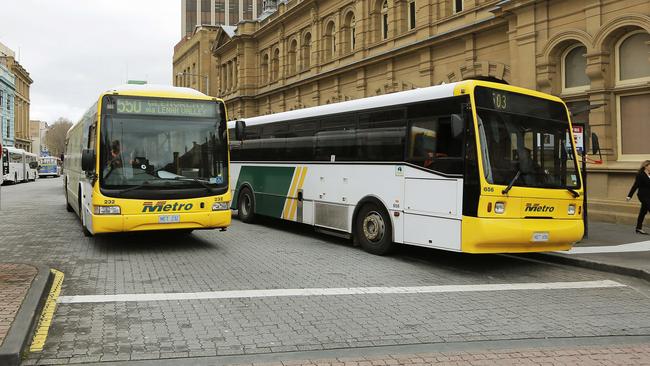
(271, 47, 280, 81)
(243, 0, 253, 20)
(408, 1, 416, 30)
(562, 44, 590, 92)
(261, 53, 269, 84)
(453, 0, 463, 13)
(215, 0, 225, 24)
(302, 32, 312, 70)
(343, 12, 356, 54)
(288, 39, 298, 75)
(618, 93, 650, 157)
(201, 0, 211, 24)
(382, 1, 389, 40)
(617, 31, 650, 84)
(324, 21, 336, 60)
(229, 0, 240, 25)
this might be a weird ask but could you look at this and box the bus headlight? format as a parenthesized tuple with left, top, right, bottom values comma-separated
(212, 202, 230, 211)
(568, 204, 576, 215)
(94, 205, 121, 215)
(494, 202, 506, 214)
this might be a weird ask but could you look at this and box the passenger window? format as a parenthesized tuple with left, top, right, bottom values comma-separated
(315, 115, 356, 161)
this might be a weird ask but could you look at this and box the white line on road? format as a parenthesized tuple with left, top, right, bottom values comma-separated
(563, 240, 650, 254)
(58, 280, 625, 304)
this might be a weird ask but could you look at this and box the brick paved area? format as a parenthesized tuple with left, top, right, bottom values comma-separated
(1, 178, 650, 365)
(0, 263, 37, 347)
(225, 344, 650, 365)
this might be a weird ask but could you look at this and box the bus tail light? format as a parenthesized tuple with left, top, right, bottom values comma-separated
(568, 204, 576, 215)
(212, 202, 230, 211)
(94, 206, 121, 215)
(494, 202, 506, 214)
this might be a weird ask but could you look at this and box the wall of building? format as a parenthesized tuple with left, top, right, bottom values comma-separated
(0, 62, 15, 148)
(173, 0, 650, 224)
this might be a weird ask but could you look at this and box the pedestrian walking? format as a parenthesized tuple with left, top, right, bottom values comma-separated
(627, 160, 650, 235)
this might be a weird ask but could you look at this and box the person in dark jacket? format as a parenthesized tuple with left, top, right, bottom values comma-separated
(627, 160, 650, 234)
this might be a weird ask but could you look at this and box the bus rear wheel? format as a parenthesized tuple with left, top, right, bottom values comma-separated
(238, 187, 255, 223)
(355, 203, 394, 255)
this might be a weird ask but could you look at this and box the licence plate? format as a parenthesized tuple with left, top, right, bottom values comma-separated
(532, 232, 549, 242)
(158, 215, 180, 224)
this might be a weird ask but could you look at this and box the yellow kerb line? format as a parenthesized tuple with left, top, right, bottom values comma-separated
(282, 167, 303, 219)
(30, 269, 64, 352)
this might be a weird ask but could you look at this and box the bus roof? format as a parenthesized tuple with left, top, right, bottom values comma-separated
(103, 84, 211, 99)
(233, 82, 461, 127)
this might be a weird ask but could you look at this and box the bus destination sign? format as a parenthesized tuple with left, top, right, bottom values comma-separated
(115, 98, 218, 118)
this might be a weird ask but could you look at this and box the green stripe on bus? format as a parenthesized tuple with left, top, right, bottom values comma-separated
(234, 166, 295, 219)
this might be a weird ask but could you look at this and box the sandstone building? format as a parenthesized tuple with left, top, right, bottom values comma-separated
(173, 0, 650, 223)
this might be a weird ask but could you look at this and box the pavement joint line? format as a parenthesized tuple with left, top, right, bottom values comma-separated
(57, 279, 626, 304)
(29, 269, 64, 353)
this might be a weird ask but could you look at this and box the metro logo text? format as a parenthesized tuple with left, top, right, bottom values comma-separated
(142, 201, 194, 213)
(524, 203, 555, 213)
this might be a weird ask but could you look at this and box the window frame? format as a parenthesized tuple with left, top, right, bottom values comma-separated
(561, 44, 590, 94)
(381, 0, 389, 40)
(616, 91, 650, 161)
(615, 30, 650, 87)
(453, 0, 463, 14)
(408, 0, 416, 30)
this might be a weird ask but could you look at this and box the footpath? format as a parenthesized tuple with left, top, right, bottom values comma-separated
(533, 220, 650, 281)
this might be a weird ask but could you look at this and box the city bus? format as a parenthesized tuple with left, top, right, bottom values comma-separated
(2, 146, 27, 184)
(228, 80, 583, 255)
(38, 156, 61, 178)
(63, 84, 233, 236)
(25, 152, 39, 181)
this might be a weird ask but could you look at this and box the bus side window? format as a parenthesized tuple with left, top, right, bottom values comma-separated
(315, 115, 356, 161)
(240, 126, 262, 161)
(286, 120, 317, 161)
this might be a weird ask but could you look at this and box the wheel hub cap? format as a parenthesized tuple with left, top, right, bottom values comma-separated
(363, 212, 385, 242)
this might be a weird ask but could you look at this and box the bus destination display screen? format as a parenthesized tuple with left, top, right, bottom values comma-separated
(474, 87, 568, 122)
(113, 98, 218, 118)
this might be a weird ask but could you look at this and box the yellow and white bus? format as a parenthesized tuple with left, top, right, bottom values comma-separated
(229, 80, 583, 255)
(64, 84, 232, 236)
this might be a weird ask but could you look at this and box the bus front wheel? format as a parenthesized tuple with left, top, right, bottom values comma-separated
(238, 187, 255, 223)
(355, 203, 394, 255)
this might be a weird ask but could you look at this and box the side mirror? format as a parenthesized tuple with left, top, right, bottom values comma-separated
(235, 120, 246, 141)
(451, 114, 464, 139)
(81, 149, 95, 172)
(591, 132, 600, 155)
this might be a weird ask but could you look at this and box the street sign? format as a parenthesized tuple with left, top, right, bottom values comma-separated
(572, 126, 584, 153)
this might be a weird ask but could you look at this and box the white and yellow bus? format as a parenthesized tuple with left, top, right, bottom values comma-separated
(64, 84, 233, 236)
(229, 80, 583, 255)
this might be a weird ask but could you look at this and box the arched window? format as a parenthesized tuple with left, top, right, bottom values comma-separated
(288, 39, 298, 75)
(261, 53, 269, 84)
(271, 47, 280, 81)
(615, 31, 650, 160)
(343, 12, 356, 54)
(617, 31, 650, 83)
(324, 21, 336, 60)
(381, 0, 389, 40)
(562, 44, 589, 91)
(302, 32, 312, 70)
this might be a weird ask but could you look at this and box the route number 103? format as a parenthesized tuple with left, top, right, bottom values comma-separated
(492, 92, 507, 110)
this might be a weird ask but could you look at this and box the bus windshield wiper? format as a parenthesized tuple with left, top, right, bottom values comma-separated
(502, 170, 521, 195)
(116, 181, 154, 195)
(566, 187, 580, 198)
(172, 177, 214, 192)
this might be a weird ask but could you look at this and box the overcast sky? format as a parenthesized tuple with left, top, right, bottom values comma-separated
(0, 0, 179, 124)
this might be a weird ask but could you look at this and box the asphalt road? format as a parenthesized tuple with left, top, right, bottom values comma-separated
(1, 177, 649, 365)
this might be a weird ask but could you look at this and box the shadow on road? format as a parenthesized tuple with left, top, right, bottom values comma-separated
(90, 230, 219, 253)
(234, 213, 538, 279)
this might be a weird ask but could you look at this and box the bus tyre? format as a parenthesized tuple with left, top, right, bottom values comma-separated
(355, 203, 394, 255)
(238, 187, 255, 223)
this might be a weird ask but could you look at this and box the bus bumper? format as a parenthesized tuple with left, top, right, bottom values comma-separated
(461, 216, 583, 254)
(90, 211, 232, 233)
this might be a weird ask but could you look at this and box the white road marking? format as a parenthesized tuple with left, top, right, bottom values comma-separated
(563, 240, 650, 254)
(58, 280, 625, 304)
